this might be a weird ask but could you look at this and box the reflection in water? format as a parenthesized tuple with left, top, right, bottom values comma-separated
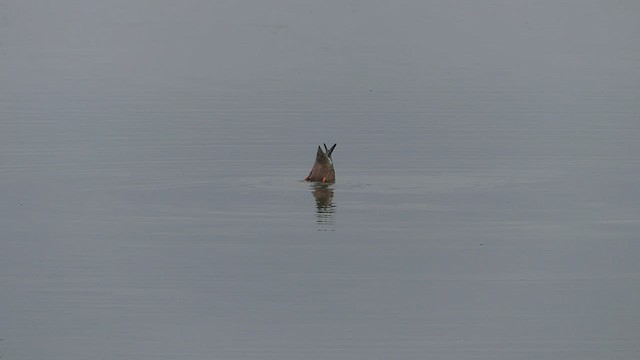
(310, 183, 336, 230)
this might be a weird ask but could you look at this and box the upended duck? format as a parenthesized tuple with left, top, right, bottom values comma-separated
(305, 143, 336, 183)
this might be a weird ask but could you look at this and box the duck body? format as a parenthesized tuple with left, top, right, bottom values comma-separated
(305, 143, 336, 183)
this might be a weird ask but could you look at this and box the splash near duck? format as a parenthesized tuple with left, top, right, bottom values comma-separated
(305, 143, 336, 183)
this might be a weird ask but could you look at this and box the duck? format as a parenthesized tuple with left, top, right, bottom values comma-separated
(305, 143, 336, 183)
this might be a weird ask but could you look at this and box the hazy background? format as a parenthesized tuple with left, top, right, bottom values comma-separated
(3, 0, 638, 92)
(1, 1, 640, 359)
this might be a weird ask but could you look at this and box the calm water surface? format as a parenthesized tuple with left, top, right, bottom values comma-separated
(1, 1, 640, 359)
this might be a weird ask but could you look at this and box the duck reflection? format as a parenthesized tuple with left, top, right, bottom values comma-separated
(310, 182, 336, 229)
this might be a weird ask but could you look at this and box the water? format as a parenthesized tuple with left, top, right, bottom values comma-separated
(2, 1, 640, 359)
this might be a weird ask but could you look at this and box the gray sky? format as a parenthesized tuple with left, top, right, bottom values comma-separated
(2, 0, 639, 92)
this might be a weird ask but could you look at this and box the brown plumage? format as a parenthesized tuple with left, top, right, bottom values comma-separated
(304, 143, 336, 183)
